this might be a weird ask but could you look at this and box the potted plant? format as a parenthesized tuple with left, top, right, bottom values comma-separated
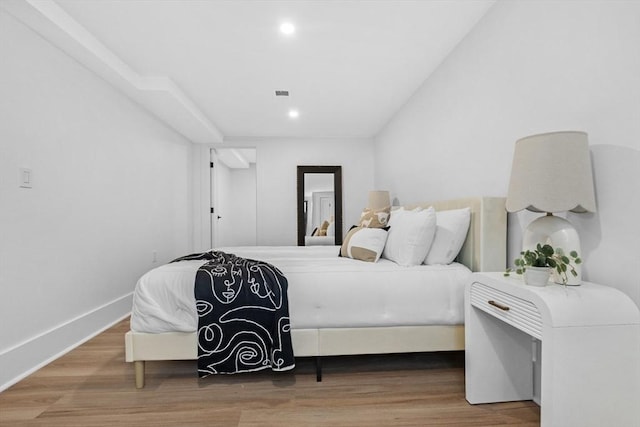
(504, 243, 582, 286)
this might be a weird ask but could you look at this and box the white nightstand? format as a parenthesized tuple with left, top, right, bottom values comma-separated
(465, 272, 640, 427)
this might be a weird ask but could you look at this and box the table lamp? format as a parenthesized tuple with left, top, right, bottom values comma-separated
(506, 131, 596, 285)
(368, 190, 391, 210)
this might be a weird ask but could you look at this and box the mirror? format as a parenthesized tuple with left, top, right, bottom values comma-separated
(297, 166, 343, 246)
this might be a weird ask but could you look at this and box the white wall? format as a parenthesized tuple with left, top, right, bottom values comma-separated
(0, 10, 193, 390)
(215, 138, 375, 246)
(374, 0, 640, 306)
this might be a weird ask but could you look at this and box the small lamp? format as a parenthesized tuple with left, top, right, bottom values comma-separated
(506, 131, 596, 285)
(368, 190, 391, 210)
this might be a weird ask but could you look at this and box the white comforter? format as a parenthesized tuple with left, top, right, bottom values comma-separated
(131, 246, 471, 333)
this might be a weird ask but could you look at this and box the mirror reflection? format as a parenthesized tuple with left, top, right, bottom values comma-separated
(304, 173, 335, 245)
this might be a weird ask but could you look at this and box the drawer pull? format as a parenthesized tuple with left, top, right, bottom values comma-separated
(488, 300, 510, 311)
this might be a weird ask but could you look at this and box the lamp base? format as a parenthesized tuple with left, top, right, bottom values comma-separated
(522, 214, 582, 285)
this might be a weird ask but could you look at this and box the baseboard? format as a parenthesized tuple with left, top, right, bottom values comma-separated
(0, 292, 133, 392)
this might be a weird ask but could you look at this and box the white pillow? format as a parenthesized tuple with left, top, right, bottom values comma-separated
(326, 221, 335, 236)
(425, 207, 471, 265)
(340, 226, 389, 262)
(382, 207, 437, 266)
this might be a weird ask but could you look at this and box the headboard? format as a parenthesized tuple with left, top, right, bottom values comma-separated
(402, 197, 506, 272)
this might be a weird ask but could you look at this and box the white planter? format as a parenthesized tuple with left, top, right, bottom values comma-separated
(524, 267, 551, 287)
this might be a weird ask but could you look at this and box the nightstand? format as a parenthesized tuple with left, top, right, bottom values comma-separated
(465, 272, 640, 427)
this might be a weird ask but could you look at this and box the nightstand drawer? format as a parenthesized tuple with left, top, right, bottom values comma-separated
(470, 282, 542, 339)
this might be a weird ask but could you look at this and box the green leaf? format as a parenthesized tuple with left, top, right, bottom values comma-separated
(540, 244, 554, 256)
(524, 253, 534, 265)
(570, 250, 578, 258)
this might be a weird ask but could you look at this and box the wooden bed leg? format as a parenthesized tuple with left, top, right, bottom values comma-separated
(134, 360, 145, 389)
(315, 356, 322, 382)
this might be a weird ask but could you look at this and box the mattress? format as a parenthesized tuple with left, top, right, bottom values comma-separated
(304, 235, 335, 246)
(130, 246, 471, 333)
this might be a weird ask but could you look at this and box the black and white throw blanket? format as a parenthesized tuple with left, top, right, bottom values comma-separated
(171, 251, 295, 377)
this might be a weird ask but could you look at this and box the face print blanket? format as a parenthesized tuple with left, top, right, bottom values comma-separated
(171, 251, 295, 377)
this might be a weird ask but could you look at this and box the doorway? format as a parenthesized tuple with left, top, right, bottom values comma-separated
(210, 148, 257, 248)
(210, 159, 217, 248)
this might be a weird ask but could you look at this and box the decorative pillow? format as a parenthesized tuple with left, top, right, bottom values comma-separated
(425, 207, 471, 265)
(318, 220, 330, 236)
(382, 207, 437, 266)
(340, 226, 389, 262)
(359, 206, 391, 228)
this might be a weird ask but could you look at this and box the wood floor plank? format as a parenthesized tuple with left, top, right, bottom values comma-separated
(0, 318, 540, 426)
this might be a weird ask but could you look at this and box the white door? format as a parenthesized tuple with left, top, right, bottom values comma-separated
(210, 148, 258, 247)
(319, 196, 334, 223)
(209, 156, 218, 249)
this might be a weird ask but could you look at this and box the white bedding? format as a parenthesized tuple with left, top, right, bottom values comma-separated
(304, 235, 335, 246)
(130, 246, 471, 333)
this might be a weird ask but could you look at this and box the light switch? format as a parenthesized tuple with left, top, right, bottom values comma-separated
(19, 167, 32, 188)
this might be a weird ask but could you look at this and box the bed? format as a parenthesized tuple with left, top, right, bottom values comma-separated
(304, 235, 335, 245)
(125, 197, 506, 388)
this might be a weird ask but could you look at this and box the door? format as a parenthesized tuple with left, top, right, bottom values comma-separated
(319, 196, 334, 224)
(209, 158, 218, 249)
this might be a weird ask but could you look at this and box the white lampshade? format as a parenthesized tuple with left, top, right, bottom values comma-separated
(506, 131, 596, 286)
(506, 131, 596, 214)
(368, 191, 390, 210)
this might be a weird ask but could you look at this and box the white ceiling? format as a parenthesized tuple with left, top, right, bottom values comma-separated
(8, 0, 494, 141)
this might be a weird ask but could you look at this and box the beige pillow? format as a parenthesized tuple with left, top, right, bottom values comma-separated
(340, 226, 389, 262)
(318, 220, 330, 236)
(359, 206, 391, 228)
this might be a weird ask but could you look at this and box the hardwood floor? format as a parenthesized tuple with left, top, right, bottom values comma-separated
(0, 319, 540, 426)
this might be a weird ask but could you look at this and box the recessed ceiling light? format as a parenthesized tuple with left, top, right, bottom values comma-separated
(288, 109, 299, 119)
(280, 22, 295, 35)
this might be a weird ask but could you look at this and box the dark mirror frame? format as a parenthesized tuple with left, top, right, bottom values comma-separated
(297, 165, 343, 246)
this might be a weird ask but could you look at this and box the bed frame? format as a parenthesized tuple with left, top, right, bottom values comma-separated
(125, 197, 506, 388)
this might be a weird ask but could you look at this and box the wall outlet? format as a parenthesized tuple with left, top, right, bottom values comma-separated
(19, 167, 33, 188)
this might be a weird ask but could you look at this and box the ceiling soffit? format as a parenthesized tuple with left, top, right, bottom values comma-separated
(1, 0, 223, 144)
